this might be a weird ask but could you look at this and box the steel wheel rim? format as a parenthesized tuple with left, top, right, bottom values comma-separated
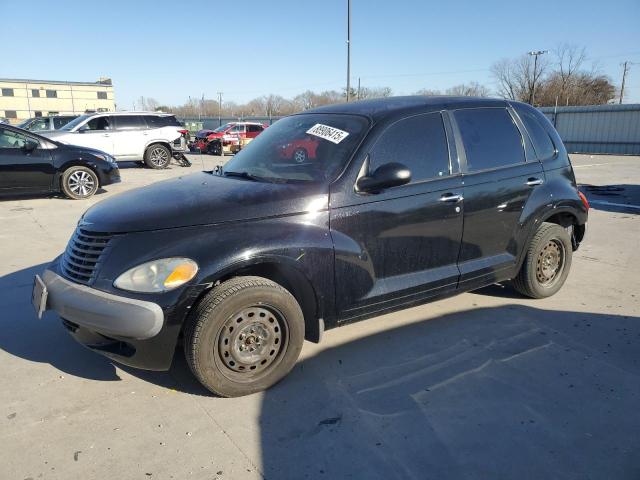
(216, 305, 289, 382)
(293, 149, 306, 163)
(68, 170, 96, 197)
(536, 239, 565, 287)
(150, 147, 169, 166)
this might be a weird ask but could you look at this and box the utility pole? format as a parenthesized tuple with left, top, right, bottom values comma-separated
(620, 61, 634, 104)
(528, 50, 548, 106)
(357, 77, 361, 100)
(346, 0, 351, 102)
(217, 92, 223, 126)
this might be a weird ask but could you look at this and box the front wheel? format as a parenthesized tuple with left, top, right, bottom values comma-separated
(184, 276, 305, 397)
(61, 166, 99, 200)
(207, 140, 222, 156)
(292, 148, 308, 164)
(512, 222, 573, 298)
(144, 144, 171, 169)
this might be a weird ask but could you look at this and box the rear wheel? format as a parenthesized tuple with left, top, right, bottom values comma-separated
(61, 166, 99, 200)
(512, 222, 573, 298)
(144, 144, 171, 169)
(184, 276, 305, 397)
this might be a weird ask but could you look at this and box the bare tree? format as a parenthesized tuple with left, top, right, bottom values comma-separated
(492, 54, 549, 103)
(414, 88, 442, 96)
(445, 82, 490, 97)
(553, 44, 587, 105)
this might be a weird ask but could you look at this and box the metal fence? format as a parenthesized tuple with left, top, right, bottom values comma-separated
(182, 104, 640, 156)
(180, 116, 283, 133)
(539, 104, 640, 155)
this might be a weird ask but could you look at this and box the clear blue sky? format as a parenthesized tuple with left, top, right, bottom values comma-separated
(4, 0, 640, 107)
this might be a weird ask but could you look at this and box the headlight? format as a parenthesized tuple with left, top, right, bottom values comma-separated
(114, 258, 198, 293)
(95, 153, 116, 163)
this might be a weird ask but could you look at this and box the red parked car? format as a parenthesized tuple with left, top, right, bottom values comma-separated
(192, 122, 267, 155)
(278, 136, 320, 163)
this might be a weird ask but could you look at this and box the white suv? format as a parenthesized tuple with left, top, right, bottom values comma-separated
(42, 112, 188, 169)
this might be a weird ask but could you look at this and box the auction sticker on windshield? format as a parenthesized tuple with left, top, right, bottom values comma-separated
(306, 124, 350, 144)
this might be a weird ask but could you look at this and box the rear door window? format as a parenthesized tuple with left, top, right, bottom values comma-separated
(115, 115, 146, 130)
(370, 112, 450, 183)
(454, 108, 525, 172)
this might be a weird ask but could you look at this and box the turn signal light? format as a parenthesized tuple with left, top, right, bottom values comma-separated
(578, 191, 590, 210)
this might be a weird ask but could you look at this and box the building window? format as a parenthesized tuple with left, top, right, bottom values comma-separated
(32, 89, 40, 97)
(1, 88, 14, 97)
(46, 90, 57, 98)
(97, 91, 108, 100)
(34, 111, 43, 117)
(5, 110, 17, 119)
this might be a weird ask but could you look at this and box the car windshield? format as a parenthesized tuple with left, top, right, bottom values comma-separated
(214, 124, 232, 133)
(16, 119, 33, 128)
(60, 114, 91, 131)
(222, 114, 369, 184)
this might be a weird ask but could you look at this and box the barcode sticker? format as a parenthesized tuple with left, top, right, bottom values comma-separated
(306, 124, 350, 144)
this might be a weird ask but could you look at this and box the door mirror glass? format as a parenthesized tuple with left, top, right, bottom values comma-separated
(357, 162, 411, 193)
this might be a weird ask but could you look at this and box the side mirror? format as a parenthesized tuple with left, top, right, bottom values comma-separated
(23, 139, 39, 152)
(356, 162, 411, 193)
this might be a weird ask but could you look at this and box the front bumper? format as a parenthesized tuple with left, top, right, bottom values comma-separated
(39, 268, 198, 370)
(98, 167, 121, 187)
(43, 269, 163, 339)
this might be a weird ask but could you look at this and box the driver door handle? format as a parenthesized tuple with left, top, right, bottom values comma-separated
(102, 133, 110, 137)
(439, 193, 464, 203)
(526, 177, 544, 186)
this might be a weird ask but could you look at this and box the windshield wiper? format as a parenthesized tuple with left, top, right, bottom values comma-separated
(223, 171, 267, 182)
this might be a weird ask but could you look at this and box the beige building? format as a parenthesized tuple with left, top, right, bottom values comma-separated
(0, 77, 115, 123)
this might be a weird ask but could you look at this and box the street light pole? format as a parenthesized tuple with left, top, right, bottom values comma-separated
(528, 50, 548, 106)
(619, 61, 635, 104)
(346, 0, 351, 102)
(217, 92, 223, 127)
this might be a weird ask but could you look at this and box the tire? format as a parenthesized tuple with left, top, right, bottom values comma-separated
(292, 148, 308, 164)
(184, 276, 305, 397)
(512, 222, 573, 299)
(144, 144, 171, 169)
(207, 141, 222, 156)
(61, 166, 99, 200)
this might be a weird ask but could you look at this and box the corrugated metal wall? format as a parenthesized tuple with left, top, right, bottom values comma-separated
(539, 104, 640, 155)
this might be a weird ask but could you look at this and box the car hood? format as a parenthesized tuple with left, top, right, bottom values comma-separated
(80, 172, 328, 233)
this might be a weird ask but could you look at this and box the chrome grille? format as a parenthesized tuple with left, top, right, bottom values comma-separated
(61, 228, 113, 285)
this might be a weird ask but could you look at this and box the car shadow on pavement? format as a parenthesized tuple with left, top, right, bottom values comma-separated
(258, 304, 640, 480)
(0, 264, 212, 394)
(3, 265, 640, 479)
(0, 264, 120, 381)
(580, 184, 640, 215)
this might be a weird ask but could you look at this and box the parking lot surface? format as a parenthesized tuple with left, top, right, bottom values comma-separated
(1, 153, 639, 479)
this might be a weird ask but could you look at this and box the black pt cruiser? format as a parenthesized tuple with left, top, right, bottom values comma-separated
(33, 97, 588, 397)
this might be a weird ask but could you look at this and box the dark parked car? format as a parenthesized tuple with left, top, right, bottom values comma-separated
(33, 96, 588, 396)
(17, 115, 78, 132)
(0, 124, 120, 199)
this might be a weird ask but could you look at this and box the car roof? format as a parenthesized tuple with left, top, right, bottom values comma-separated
(301, 95, 510, 122)
(84, 111, 175, 117)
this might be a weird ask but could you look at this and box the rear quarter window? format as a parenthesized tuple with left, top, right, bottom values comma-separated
(512, 104, 556, 160)
(454, 108, 525, 172)
(144, 115, 180, 128)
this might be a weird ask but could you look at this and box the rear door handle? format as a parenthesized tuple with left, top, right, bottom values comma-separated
(439, 193, 464, 203)
(526, 178, 544, 186)
(103, 133, 110, 137)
